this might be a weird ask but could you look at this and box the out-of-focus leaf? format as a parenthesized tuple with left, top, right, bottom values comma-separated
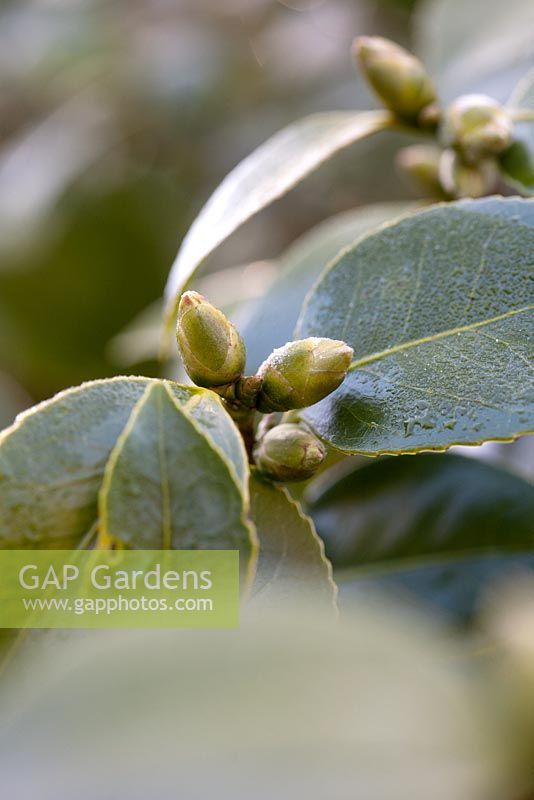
(308, 453, 534, 620)
(0, 371, 31, 431)
(298, 198, 534, 455)
(238, 203, 416, 372)
(0, 174, 183, 400)
(0, 95, 116, 258)
(248, 472, 336, 614)
(0, 605, 499, 800)
(107, 300, 165, 369)
(0, 377, 247, 548)
(99, 384, 255, 570)
(163, 110, 394, 338)
(501, 69, 534, 195)
(416, 0, 534, 102)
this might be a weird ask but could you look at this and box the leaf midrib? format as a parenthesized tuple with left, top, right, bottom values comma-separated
(348, 305, 533, 371)
(157, 388, 173, 550)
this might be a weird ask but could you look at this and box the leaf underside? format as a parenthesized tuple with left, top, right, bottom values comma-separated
(163, 110, 393, 339)
(248, 472, 337, 614)
(416, 0, 534, 103)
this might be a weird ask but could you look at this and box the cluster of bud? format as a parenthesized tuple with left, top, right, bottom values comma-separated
(354, 36, 519, 200)
(172, 37, 532, 485)
(176, 293, 352, 483)
(397, 143, 499, 199)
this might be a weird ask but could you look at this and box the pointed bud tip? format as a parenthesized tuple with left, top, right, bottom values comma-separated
(179, 291, 205, 312)
(353, 36, 374, 59)
(353, 35, 393, 61)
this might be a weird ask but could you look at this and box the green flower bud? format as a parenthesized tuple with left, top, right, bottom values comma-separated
(354, 36, 437, 121)
(439, 149, 498, 199)
(396, 144, 444, 197)
(441, 94, 513, 162)
(256, 338, 353, 413)
(176, 291, 246, 388)
(254, 423, 326, 482)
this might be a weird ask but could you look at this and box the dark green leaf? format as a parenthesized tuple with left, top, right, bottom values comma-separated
(163, 111, 394, 338)
(308, 453, 534, 620)
(298, 198, 534, 454)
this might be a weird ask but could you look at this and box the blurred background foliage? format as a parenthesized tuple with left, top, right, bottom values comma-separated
(0, 0, 421, 414)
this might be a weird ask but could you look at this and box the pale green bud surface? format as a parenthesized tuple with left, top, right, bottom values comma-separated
(256, 337, 353, 413)
(176, 291, 246, 388)
(254, 423, 326, 482)
(354, 36, 437, 120)
(396, 144, 444, 197)
(439, 149, 498, 199)
(441, 94, 513, 162)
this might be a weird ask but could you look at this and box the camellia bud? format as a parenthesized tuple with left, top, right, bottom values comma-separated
(256, 337, 353, 413)
(254, 423, 326, 482)
(441, 94, 513, 162)
(354, 36, 437, 121)
(396, 144, 444, 197)
(439, 149, 499, 199)
(176, 291, 246, 388)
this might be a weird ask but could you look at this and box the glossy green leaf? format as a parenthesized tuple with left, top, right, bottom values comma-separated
(308, 453, 534, 620)
(0, 377, 248, 548)
(163, 110, 394, 338)
(501, 69, 534, 195)
(416, 0, 534, 102)
(248, 472, 336, 613)
(298, 197, 534, 454)
(238, 203, 416, 373)
(99, 384, 256, 571)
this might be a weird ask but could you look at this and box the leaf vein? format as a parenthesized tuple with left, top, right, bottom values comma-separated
(401, 235, 428, 337)
(358, 367, 502, 410)
(349, 305, 534, 370)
